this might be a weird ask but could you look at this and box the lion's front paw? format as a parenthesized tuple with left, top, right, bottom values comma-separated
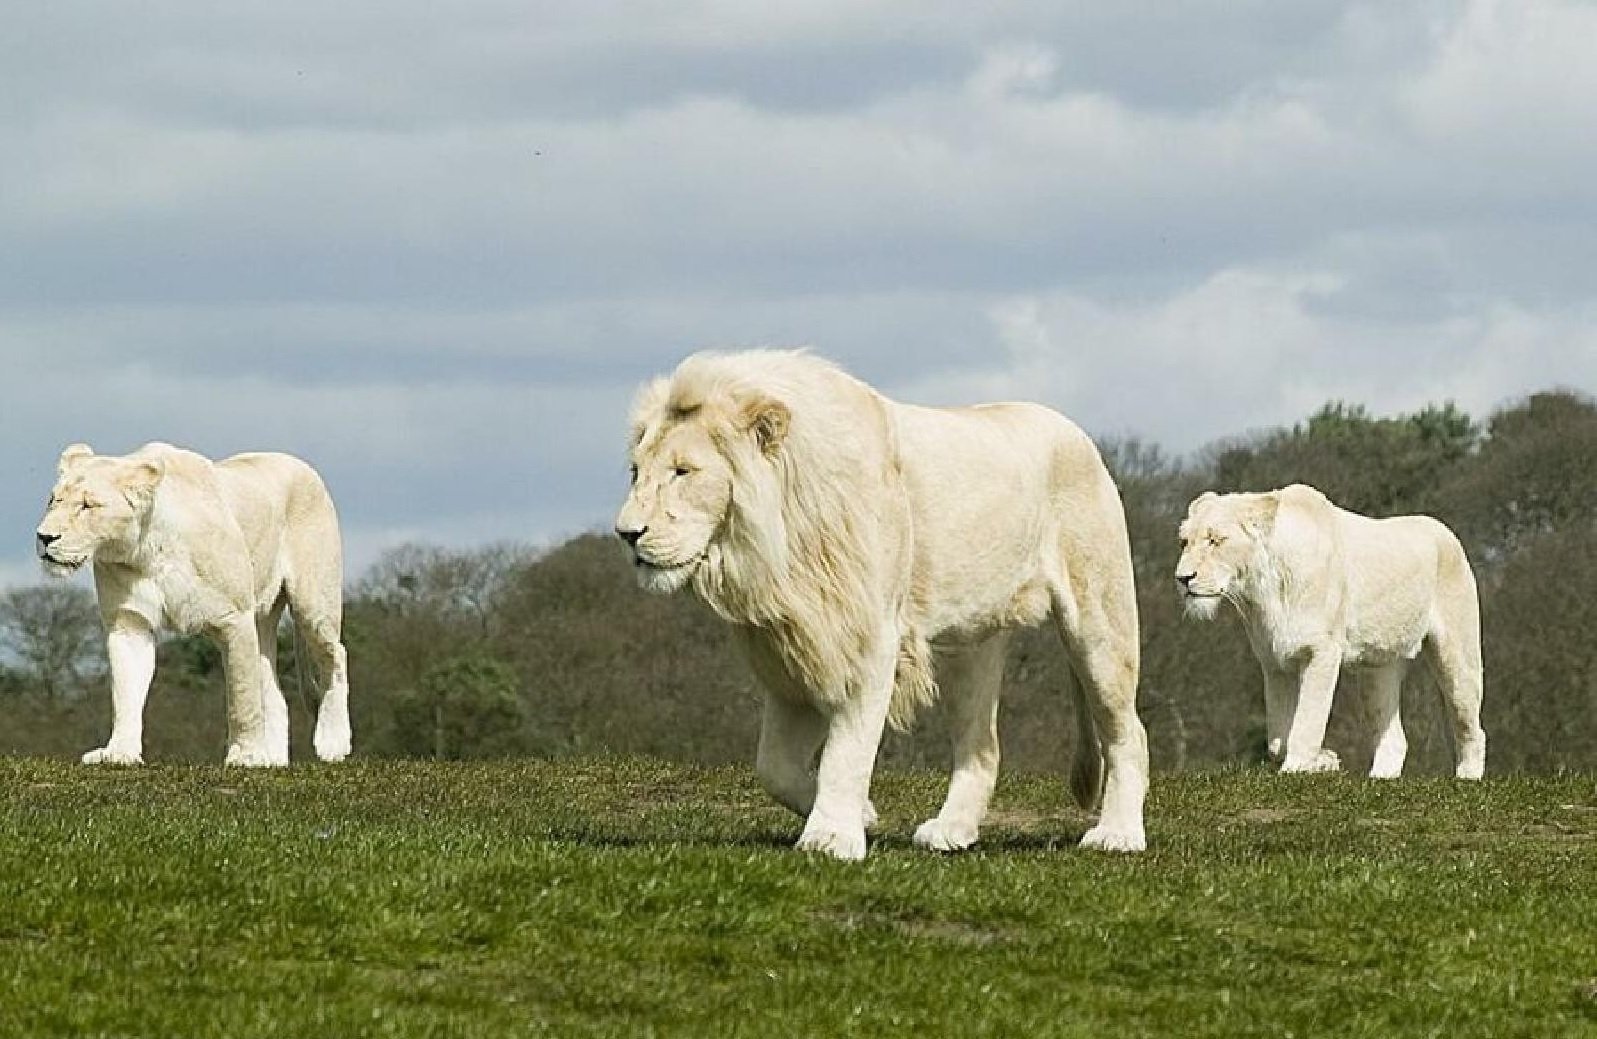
(913, 817, 979, 853)
(795, 821, 868, 861)
(1079, 822, 1146, 853)
(224, 743, 282, 768)
(313, 729, 352, 763)
(1281, 748, 1341, 774)
(81, 745, 142, 766)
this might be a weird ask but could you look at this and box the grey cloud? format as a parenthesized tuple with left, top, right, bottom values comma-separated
(3, 0, 1596, 589)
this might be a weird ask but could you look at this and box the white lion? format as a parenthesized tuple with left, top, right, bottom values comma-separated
(615, 349, 1149, 860)
(35, 442, 352, 767)
(1176, 484, 1485, 779)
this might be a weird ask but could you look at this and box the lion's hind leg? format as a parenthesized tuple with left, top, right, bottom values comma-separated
(256, 597, 292, 766)
(283, 492, 352, 764)
(284, 579, 351, 763)
(1421, 622, 1485, 780)
(294, 609, 351, 764)
(1364, 661, 1408, 779)
(913, 632, 1009, 853)
(1050, 579, 1148, 853)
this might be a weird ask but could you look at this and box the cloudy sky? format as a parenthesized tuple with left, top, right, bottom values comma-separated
(4, 0, 1596, 587)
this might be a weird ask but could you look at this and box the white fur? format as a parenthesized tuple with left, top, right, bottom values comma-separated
(37, 442, 352, 767)
(1176, 484, 1486, 779)
(618, 349, 1150, 859)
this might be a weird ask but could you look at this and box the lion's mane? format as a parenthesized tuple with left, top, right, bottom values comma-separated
(630, 350, 936, 727)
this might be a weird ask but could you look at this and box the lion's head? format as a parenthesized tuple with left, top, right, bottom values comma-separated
(35, 444, 164, 576)
(615, 357, 791, 597)
(1174, 490, 1279, 620)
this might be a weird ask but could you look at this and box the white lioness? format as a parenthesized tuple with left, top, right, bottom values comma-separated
(616, 349, 1149, 860)
(1176, 484, 1485, 779)
(35, 442, 352, 767)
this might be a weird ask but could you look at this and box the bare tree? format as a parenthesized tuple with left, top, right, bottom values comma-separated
(0, 584, 105, 700)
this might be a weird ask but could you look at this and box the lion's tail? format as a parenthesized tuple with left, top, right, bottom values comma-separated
(1066, 663, 1106, 811)
(888, 632, 938, 732)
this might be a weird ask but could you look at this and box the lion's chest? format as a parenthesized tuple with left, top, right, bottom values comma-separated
(98, 563, 230, 636)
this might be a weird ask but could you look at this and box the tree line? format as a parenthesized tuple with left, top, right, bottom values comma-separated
(2, 389, 1594, 774)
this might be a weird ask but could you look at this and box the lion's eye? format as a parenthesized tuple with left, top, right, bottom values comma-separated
(1208, 533, 1224, 547)
(672, 465, 693, 478)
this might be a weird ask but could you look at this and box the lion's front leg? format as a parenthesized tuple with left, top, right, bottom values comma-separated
(755, 693, 825, 818)
(796, 646, 896, 862)
(83, 617, 156, 766)
(1261, 665, 1296, 762)
(1280, 648, 1343, 774)
(216, 617, 277, 768)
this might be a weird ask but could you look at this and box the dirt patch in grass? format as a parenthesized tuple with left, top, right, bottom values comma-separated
(810, 907, 1017, 947)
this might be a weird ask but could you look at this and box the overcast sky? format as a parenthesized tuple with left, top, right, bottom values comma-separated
(4, 0, 1596, 588)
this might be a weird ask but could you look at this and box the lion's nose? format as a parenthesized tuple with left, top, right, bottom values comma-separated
(1175, 572, 1195, 589)
(36, 532, 60, 551)
(615, 524, 646, 548)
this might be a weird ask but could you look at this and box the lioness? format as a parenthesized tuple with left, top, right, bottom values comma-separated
(1176, 484, 1485, 778)
(36, 442, 351, 767)
(616, 349, 1149, 860)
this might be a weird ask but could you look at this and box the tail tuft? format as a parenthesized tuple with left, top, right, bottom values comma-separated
(888, 632, 938, 731)
(1067, 666, 1105, 809)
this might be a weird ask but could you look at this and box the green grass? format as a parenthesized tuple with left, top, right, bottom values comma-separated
(0, 758, 1593, 1038)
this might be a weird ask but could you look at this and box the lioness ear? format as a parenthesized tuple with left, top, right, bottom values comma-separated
(1242, 495, 1280, 536)
(740, 394, 790, 455)
(57, 443, 94, 475)
(1186, 490, 1218, 517)
(119, 458, 165, 505)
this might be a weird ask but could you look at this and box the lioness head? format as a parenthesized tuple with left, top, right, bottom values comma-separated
(35, 444, 165, 576)
(615, 362, 790, 595)
(1174, 490, 1278, 620)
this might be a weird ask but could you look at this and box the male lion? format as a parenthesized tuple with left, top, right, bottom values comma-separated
(1176, 484, 1485, 779)
(615, 350, 1149, 860)
(35, 442, 352, 767)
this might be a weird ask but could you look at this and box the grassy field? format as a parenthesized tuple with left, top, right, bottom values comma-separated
(0, 758, 1593, 1038)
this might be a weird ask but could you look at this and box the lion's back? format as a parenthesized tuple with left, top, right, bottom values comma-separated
(1306, 495, 1477, 660)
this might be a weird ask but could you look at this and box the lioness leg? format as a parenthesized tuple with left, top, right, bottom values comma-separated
(796, 633, 897, 861)
(216, 617, 275, 768)
(256, 600, 291, 766)
(1364, 662, 1408, 779)
(1421, 630, 1486, 780)
(289, 602, 352, 763)
(914, 633, 1009, 853)
(1281, 648, 1342, 773)
(1261, 665, 1296, 761)
(83, 614, 156, 766)
(284, 485, 352, 763)
(1051, 584, 1148, 853)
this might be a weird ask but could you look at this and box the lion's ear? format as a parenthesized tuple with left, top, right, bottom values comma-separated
(1242, 495, 1280, 537)
(740, 394, 790, 455)
(57, 443, 94, 475)
(119, 458, 165, 506)
(1186, 490, 1217, 517)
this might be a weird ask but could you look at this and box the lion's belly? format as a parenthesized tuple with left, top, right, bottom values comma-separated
(922, 569, 1054, 644)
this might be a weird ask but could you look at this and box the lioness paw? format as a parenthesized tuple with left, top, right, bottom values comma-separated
(313, 726, 352, 763)
(1281, 748, 1341, 774)
(1079, 823, 1146, 853)
(795, 824, 868, 861)
(225, 743, 282, 768)
(913, 817, 979, 853)
(81, 745, 142, 766)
